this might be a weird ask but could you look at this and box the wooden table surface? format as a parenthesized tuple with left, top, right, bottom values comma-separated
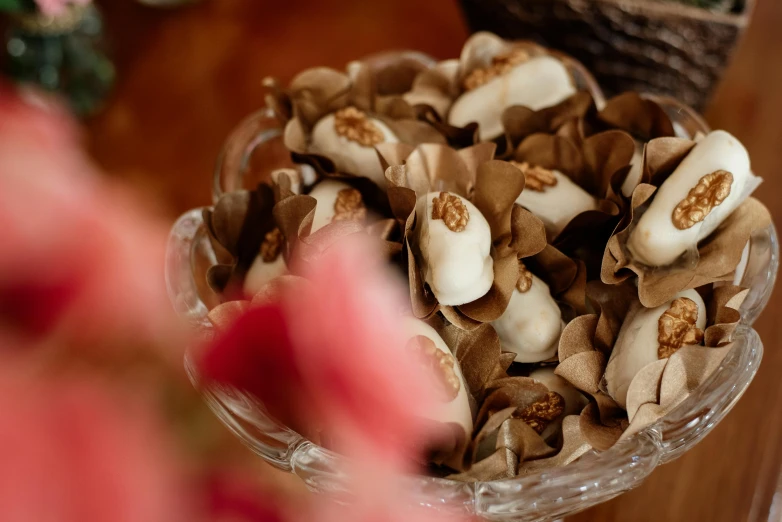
(87, 1, 782, 520)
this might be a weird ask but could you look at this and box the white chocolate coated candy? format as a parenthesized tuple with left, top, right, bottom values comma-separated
(271, 165, 317, 195)
(605, 289, 706, 409)
(516, 170, 598, 239)
(243, 254, 286, 297)
(403, 317, 473, 438)
(416, 192, 493, 306)
(627, 130, 757, 267)
(310, 113, 398, 187)
(492, 274, 563, 363)
(621, 140, 645, 197)
(308, 180, 353, 232)
(529, 367, 589, 440)
(448, 56, 576, 141)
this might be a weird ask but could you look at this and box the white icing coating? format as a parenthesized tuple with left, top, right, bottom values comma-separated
(733, 240, 751, 285)
(416, 192, 493, 306)
(243, 254, 286, 297)
(492, 274, 563, 363)
(621, 140, 645, 197)
(627, 130, 757, 267)
(605, 289, 707, 409)
(308, 179, 353, 233)
(515, 170, 598, 239)
(529, 367, 589, 440)
(448, 55, 576, 141)
(271, 168, 303, 195)
(299, 164, 318, 188)
(402, 317, 473, 438)
(310, 113, 398, 187)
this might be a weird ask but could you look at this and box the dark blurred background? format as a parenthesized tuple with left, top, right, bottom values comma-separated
(70, 0, 782, 520)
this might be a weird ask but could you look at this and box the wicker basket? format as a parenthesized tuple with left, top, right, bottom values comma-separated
(459, 0, 754, 110)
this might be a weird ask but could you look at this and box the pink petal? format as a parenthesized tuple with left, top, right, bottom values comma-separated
(0, 370, 191, 522)
(286, 235, 442, 467)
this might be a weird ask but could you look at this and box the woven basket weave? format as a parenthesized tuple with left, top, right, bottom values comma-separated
(459, 0, 754, 110)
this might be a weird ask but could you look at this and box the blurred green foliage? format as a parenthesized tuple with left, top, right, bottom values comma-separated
(2, 5, 115, 117)
(0, 0, 34, 13)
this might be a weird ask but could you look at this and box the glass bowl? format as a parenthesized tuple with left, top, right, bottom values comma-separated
(166, 54, 778, 521)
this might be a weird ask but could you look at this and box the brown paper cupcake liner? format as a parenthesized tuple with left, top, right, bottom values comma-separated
(204, 169, 401, 305)
(427, 314, 590, 478)
(420, 318, 521, 473)
(510, 130, 636, 278)
(593, 91, 676, 141)
(554, 280, 749, 453)
(523, 244, 587, 319)
(518, 415, 593, 473)
(272, 192, 400, 275)
(378, 142, 548, 329)
(501, 91, 596, 152)
(405, 32, 594, 153)
(203, 182, 282, 300)
(602, 189, 769, 310)
(601, 134, 770, 307)
(448, 376, 558, 480)
(265, 63, 445, 185)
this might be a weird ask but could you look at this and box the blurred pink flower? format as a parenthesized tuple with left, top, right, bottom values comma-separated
(34, 0, 91, 17)
(202, 234, 471, 522)
(0, 85, 182, 354)
(0, 367, 191, 522)
(202, 234, 445, 470)
(205, 470, 291, 522)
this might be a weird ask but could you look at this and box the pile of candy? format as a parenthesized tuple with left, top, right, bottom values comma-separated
(202, 32, 770, 480)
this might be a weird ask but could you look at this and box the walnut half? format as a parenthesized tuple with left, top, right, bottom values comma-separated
(463, 48, 532, 91)
(260, 228, 284, 263)
(333, 188, 367, 223)
(658, 297, 704, 359)
(511, 161, 558, 193)
(672, 170, 733, 230)
(517, 391, 565, 435)
(431, 192, 469, 233)
(333, 106, 385, 147)
(517, 261, 533, 293)
(407, 335, 461, 402)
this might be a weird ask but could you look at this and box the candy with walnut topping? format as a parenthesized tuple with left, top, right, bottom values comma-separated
(528, 368, 589, 442)
(244, 228, 286, 296)
(602, 131, 769, 308)
(445, 33, 577, 141)
(402, 317, 473, 456)
(604, 289, 706, 409)
(404, 32, 595, 150)
(310, 106, 399, 187)
(627, 130, 760, 267)
(416, 191, 493, 306)
(511, 160, 599, 240)
(377, 142, 548, 330)
(308, 180, 369, 232)
(492, 260, 564, 363)
(265, 64, 444, 189)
